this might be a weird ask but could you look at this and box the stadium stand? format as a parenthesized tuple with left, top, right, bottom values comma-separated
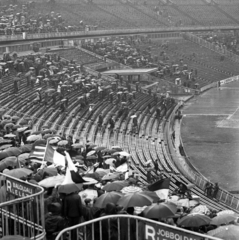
(1, 0, 239, 239)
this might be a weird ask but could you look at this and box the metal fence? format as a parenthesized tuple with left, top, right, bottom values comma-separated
(165, 75, 239, 212)
(182, 32, 239, 63)
(55, 214, 221, 240)
(0, 173, 45, 239)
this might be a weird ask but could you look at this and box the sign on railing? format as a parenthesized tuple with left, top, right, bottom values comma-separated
(0, 174, 45, 239)
(56, 215, 221, 240)
(6, 176, 35, 198)
(145, 222, 203, 240)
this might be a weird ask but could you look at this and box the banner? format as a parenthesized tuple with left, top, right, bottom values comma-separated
(6, 177, 35, 198)
(145, 223, 203, 240)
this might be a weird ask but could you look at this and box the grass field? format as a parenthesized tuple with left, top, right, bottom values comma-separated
(181, 81, 239, 191)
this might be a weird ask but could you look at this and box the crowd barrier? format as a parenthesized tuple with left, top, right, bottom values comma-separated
(0, 173, 45, 239)
(182, 32, 239, 63)
(1, 25, 239, 42)
(55, 214, 220, 240)
(165, 75, 239, 212)
(0, 39, 64, 55)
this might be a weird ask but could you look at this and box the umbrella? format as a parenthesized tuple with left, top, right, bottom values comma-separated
(19, 119, 28, 125)
(102, 181, 128, 192)
(17, 126, 28, 132)
(43, 134, 55, 140)
(82, 177, 98, 185)
(49, 137, 61, 145)
(84, 172, 101, 181)
(4, 123, 15, 129)
(211, 213, 237, 226)
(130, 115, 137, 119)
(0, 139, 12, 144)
(45, 89, 55, 93)
(94, 192, 122, 208)
(111, 147, 123, 152)
(105, 158, 116, 165)
(87, 150, 96, 156)
(95, 168, 109, 177)
(0, 144, 12, 150)
(217, 210, 236, 216)
(0, 156, 17, 171)
(4, 147, 22, 156)
(208, 225, 239, 240)
(0, 236, 31, 240)
(72, 144, 84, 149)
(140, 191, 160, 203)
(19, 144, 32, 153)
(143, 202, 177, 219)
(38, 175, 65, 188)
(12, 116, 19, 120)
(18, 153, 30, 164)
(4, 168, 33, 179)
(94, 146, 106, 151)
(24, 130, 32, 135)
(1, 120, 12, 127)
(177, 213, 211, 227)
(118, 151, 131, 157)
(117, 193, 153, 208)
(57, 140, 68, 146)
(58, 183, 83, 194)
(88, 144, 97, 149)
(190, 205, 210, 215)
(4, 133, 16, 138)
(27, 135, 42, 142)
(111, 146, 121, 149)
(42, 129, 54, 134)
(116, 163, 128, 173)
(102, 172, 121, 181)
(121, 186, 142, 194)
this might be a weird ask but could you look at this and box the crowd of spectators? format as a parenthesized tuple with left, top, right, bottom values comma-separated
(82, 36, 199, 89)
(0, 1, 85, 35)
(0, 48, 237, 240)
(202, 33, 239, 55)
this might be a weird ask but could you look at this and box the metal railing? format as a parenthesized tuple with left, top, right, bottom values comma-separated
(1, 25, 239, 42)
(165, 75, 239, 212)
(55, 214, 221, 240)
(182, 32, 239, 63)
(0, 173, 45, 239)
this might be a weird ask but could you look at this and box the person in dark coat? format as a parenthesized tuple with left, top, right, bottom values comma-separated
(213, 183, 219, 200)
(13, 79, 18, 94)
(45, 202, 66, 240)
(62, 192, 82, 240)
(109, 117, 115, 132)
(98, 113, 103, 131)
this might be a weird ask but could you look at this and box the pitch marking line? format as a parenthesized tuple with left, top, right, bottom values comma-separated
(227, 106, 239, 120)
(183, 114, 229, 116)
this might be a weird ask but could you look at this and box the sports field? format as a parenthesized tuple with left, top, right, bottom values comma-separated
(181, 81, 239, 191)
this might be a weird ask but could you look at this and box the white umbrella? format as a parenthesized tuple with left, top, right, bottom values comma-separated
(87, 150, 96, 156)
(27, 134, 42, 142)
(17, 126, 28, 132)
(191, 205, 210, 215)
(121, 186, 142, 195)
(105, 158, 116, 165)
(116, 163, 128, 173)
(82, 177, 98, 185)
(130, 115, 137, 119)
